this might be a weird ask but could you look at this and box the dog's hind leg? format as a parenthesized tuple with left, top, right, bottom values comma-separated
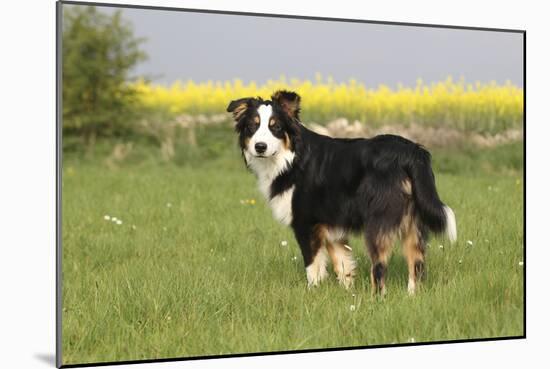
(326, 241, 356, 289)
(402, 221, 426, 295)
(365, 229, 395, 296)
(293, 224, 329, 288)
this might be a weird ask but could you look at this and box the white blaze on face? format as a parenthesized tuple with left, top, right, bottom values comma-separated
(248, 104, 283, 157)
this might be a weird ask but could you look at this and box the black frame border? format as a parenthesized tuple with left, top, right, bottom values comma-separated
(56, 1, 527, 367)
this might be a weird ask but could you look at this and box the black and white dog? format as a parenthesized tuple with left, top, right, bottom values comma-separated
(227, 90, 456, 294)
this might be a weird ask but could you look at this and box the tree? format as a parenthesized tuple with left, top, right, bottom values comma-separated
(62, 6, 147, 146)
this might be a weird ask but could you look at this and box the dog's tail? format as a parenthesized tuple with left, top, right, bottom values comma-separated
(407, 147, 457, 243)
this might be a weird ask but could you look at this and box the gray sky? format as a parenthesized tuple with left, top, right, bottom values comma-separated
(67, 4, 524, 88)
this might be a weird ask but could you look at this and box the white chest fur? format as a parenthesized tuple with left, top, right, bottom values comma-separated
(245, 150, 295, 226)
(268, 186, 294, 225)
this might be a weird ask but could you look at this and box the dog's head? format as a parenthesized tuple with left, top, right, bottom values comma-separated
(227, 90, 302, 163)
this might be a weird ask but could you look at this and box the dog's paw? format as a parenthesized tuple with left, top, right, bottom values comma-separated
(338, 272, 355, 289)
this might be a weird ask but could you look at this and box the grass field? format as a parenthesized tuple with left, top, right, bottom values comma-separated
(61, 135, 524, 365)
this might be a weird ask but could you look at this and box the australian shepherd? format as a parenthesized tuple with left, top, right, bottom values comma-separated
(227, 90, 457, 295)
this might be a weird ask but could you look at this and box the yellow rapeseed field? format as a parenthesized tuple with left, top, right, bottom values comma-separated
(134, 76, 523, 133)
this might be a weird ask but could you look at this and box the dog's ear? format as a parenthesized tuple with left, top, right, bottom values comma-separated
(271, 90, 301, 120)
(226, 97, 252, 121)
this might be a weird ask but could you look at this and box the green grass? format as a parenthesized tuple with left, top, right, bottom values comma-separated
(61, 141, 524, 365)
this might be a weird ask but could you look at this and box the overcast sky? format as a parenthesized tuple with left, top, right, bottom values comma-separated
(65, 4, 524, 88)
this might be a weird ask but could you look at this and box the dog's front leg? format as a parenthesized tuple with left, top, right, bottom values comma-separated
(326, 241, 356, 289)
(293, 223, 329, 288)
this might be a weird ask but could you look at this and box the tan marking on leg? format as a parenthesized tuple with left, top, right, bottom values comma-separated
(326, 242, 356, 289)
(401, 216, 424, 295)
(374, 231, 396, 262)
(366, 231, 396, 295)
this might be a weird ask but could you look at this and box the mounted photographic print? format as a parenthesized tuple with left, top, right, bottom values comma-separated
(57, 1, 525, 367)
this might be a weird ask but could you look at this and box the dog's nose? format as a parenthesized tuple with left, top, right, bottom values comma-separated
(255, 142, 267, 154)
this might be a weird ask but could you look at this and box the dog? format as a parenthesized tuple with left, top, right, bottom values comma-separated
(227, 90, 457, 294)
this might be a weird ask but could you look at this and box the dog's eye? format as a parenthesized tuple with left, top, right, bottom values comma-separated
(248, 120, 259, 132)
(270, 122, 282, 132)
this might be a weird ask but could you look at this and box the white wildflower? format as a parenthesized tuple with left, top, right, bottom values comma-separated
(281, 240, 288, 247)
(467, 240, 473, 246)
(350, 305, 356, 312)
(104, 215, 111, 221)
